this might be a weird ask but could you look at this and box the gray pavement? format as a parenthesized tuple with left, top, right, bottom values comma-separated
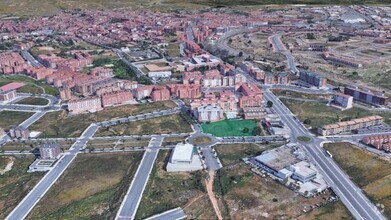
(145, 207, 187, 220)
(116, 136, 163, 220)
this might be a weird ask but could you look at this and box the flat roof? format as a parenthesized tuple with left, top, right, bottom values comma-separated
(171, 143, 194, 162)
(255, 147, 299, 171)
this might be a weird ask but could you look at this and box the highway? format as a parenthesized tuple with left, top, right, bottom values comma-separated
(263, 89, 385, 220)
(6, 124, 99, 220)
(116, 136, 163, 220)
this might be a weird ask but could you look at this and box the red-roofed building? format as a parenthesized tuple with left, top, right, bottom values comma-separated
(0, 82, 25, 102)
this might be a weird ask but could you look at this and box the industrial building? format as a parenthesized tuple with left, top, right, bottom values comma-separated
(166, 143, 203, 172)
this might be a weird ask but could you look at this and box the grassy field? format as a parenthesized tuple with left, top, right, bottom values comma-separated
(201, 119, 258, 137)
(28, 152, 143, 219)
(213, 143, 352, 219)
(86, 138, 151, 150)
(95, 113, 192, 136)
(135, 150, 216, 220)
(0, 155, 45, 219)
(0, 111, 34, 131)
(0, 76, 59, 96)
(215, 143, 281, 166)
(15, 97, 49, 106)
(324, 142, 391, 217)
(29, 101, 177, 138)
(281, 98, 391, 133)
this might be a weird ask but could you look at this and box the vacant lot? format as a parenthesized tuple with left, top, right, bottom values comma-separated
(215, 143, 281, 166)
(1, 141, 74, 152)
(95, 114, 192, 136)
(281, 98, 391, 133)
(272, 89, 332, 101)
(299, 201, 352, 220)
(0, 111, 33, 130)
(28, 152, 143, 219)
(0, 155, 45, 219)
(202, 119, 258, 137)
(15, 97, 49, 106)
(213, 143, 351, 219)
(29, 101, 176, 138)
(0, 76, 58, 96)
(161, 136, 187, 146)
(136, 150, 215, 219)
(86, 138, 151, 150)
(324, 142, 391, 217)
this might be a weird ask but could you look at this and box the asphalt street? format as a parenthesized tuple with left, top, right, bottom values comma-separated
(116, 136, 163, 220)
(145, 207, 187, 220)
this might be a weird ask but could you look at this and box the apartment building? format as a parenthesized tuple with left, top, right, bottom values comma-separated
(0, 82, 25, 102)
(166, 84, 201, 99)
(318, 115, 383, 136)
(10, 126, 30, 139)
(344, 86, 389, 106)
(183, 71, 202, 85)
(151, 87, 171, 102)
(331, 93, 353, 110)
(322, 51, 362, 68)
(0, 52, 28, 74)
(39, 144, 62, 159)
(101, 90, 134, 107)
(68, 97, 103, 114)
(299, 71, 327, 88)
(194, 104, 225, 122)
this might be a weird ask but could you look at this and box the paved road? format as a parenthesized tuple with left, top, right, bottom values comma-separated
(20, 50, 43, 67)
(19, 111, 47, 128)
(6, 124, 99, 220)
(269, 34, 300, 74)
(145, 207, 187, 220)
(116, 136, 163, 220)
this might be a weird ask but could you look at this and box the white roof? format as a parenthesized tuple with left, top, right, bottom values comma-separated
(171, 143, 194, 162)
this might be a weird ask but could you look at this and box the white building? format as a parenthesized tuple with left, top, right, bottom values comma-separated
(288, 161, 317, 183)
(194, 104, 225, 122)
(148, 71, 172, 78)
(331, 93, 353, 110)
(166, 143, 203, 172)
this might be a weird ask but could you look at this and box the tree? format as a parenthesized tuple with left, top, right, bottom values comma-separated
(306, 33, 316, 40)
(267, 101, 273, 108)
(242, 127, 249, 133)
(303, 119, 311, 125)
(238, 51, 243, 57)
(252, 126, 262, 136)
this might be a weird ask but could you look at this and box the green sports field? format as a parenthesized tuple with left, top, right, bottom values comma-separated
(201, 119, 257, 137)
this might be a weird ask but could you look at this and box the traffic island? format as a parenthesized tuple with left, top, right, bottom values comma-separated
(297, 136, 312, 142)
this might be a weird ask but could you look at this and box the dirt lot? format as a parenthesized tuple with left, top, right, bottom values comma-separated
(213, 163, 349, 219)
(215, 143, 281, 166)
(213, 143, 351, 219)
(325, 142, 391, 217)
(161, 136, 186, 146)
(95, 113, 192, 136)
(28, 152, 143, 219)
(29, 101, 177, 138)
(86, 138, 151, 149)
(0, 155, 45, 219)
(135, 150, 216, 219)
